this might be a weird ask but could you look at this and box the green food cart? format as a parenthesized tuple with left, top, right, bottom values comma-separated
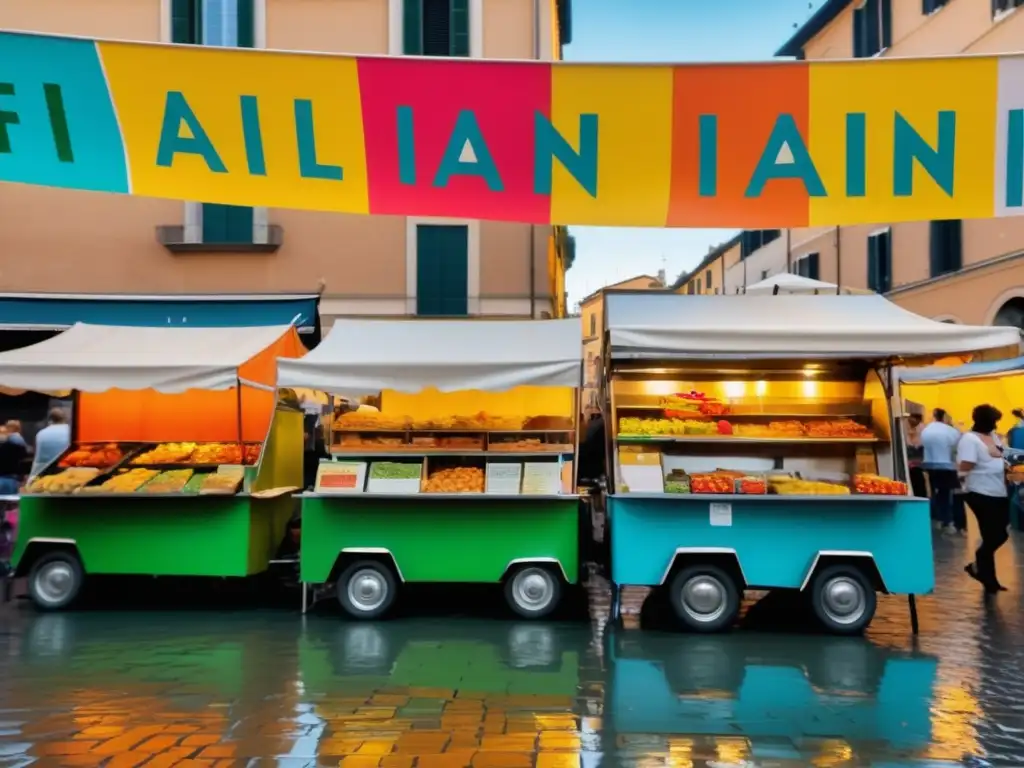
(1, 323, 305, 610)
(277, 318, 584, 620)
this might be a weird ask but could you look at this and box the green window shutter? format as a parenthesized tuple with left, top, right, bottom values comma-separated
(172, 0, 201, 44)
(237, 0, 255, 48)
(416, 225, 469, 316)
(202, 203, 253, 244)
(450, 0, 469, 56)
(403, 0, 423, 54)
(867, 236, 879, 291)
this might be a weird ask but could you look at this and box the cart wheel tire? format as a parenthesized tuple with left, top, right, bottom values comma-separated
(27, 552, 83, 612)
(336, 561, 397, 620)
(810, 564, 876, 635)
(505, 565, 561, 619)
(669, 564, 740, 633)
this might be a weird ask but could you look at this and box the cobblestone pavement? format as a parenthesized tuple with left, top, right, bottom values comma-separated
(2, 528, 1024, 767)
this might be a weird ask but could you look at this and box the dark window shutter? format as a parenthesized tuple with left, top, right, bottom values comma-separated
(705, 269, 712, 288)
(867, 236, 879, 292)
(202, 203, 253, 244)
(422, 0, 451, 56)
(853, 7, 866, 57)
(865, 0, 880, 55)
(929, 219, 962, 277)
(172, 0, 200, 44)
(450, 0, 469, 56)
(403, 0, 423, 54)
(416, 225, 469, 316)
(237, 0, 255, 48)
(687, 283, 695, 295)
(696, 278, 702, 293)
(806, 253, 820, 280)
(878, 232, 892, 293)
(881, 0, 892, 48)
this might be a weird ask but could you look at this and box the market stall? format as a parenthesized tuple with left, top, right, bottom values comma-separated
(277, 318, 583, 620)
(2, 323, 306, 610)
(601, 293, 1019, 634)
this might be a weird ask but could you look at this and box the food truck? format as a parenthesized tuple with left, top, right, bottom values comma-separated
(0, 323, 305, 610)
(277, 318, 584, 619)
(601, 293, 1019, 634)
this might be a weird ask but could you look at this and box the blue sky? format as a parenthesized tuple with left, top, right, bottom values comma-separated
(563, 0, 824, 304)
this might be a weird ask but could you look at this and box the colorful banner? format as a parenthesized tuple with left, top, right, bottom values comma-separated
(1, 30, 1022, 227)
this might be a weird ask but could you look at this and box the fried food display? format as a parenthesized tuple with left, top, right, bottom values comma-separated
(59, 443, 125, 468)
(27, 468, 101, 494)
(80, 468, 160, 494)
(200, 473, 243, 493)
(854, 474, 908, 495)
(422, 466, 484, 493)
(335, 411, 409, 430)
(133, 443, 197, 464)
(141, 469, 193, 493)
(770, 478, 851, 495)
(621, 416, 874, 440)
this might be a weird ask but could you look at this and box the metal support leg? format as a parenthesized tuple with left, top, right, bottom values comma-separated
(908, 594, 919, 635)
(610, 582, 621, 623)
(301, 582, 308, 615)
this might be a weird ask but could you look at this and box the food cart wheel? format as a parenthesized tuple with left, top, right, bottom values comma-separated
(668, 564, 740, 633)
(27, 552, 84, 612)
(336, 560, 397, 619)
(810, 564, 877, 635)
(504, 565, 562, 619)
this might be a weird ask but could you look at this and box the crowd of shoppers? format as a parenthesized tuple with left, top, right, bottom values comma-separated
(0, 408, 70, 494)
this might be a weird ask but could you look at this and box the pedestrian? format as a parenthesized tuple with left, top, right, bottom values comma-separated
(0, 426, 21, 496)
(906, 413, 927, 499)
(959, 404, 1010, 594)
(920, 408, 961, 535)
(4, 420, 25, 448)
(1008, 408, 1024, 450)
(29, 408, 70, 478)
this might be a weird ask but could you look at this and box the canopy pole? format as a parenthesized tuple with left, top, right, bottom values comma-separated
(236, 376, 244, 458)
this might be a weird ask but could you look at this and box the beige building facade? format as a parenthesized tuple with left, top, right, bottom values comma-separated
(579, 273, 664, 411)
(0, 0, 573, 325)
(677, 0, 1024, 326)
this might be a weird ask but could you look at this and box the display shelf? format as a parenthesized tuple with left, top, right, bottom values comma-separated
(616, 406, 865, 418)
(330, 449, 571, 458)
(614, 492, 912, 502)
(298, 492, 577, 501)
(616, 435, 880, 444)
(21, 492, 253, 499)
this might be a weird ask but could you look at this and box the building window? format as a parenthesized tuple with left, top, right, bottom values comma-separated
(705, 269, 713, 291)
(416, 224, 469, 316)
(866, 230, 892, 294)
(589, 313, 596, 337)
(172, 0, 255, 244)
(929, 219, 962, 278)
(404, 0, 470, 56)
(687, 282, 696, 295)
(922, 0, 949, 13)
(761, 269, 770, 281)
(740, 229, 780, 260)
(993, 0, 1024, 17)
(853, 0, 891, 58)
(795, 253, 821, 280)
(696, 278, 702, 294)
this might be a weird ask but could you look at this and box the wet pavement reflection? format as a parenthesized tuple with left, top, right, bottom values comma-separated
(2, 529, 1024, 767)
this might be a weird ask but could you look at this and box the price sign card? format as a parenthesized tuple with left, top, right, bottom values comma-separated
(522, 462, 561, 495)
(618, 449, 664, 494)
(709, 502, 732, 527)
(366, 461, 423, 494)
(486, 463, 523, 494)
(315, 461, 367, 494)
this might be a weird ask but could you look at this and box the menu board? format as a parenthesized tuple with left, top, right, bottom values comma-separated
(366, 461, 423, 494)
(522, 462, 562, 495)
(315, 461, 367, 494)
(486, 463, 523, 494)
(618, 449, 664, 493)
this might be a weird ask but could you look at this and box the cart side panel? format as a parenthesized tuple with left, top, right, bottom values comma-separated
(609, 496, 933, 594)
(254, 406, 304, 492)
(300, 497, 579, 584)
(14, 496, 255, 577)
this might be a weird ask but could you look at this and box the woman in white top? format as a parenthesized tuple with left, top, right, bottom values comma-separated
(958, 404, 1009, 594)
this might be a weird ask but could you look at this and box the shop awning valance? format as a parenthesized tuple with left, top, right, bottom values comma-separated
(898, 356, 1024, 384)
(0, 293, 319, 333)
(605, 293, 1022, 360)
(277, 319, 583, 394)
(0, 323, 296, 392)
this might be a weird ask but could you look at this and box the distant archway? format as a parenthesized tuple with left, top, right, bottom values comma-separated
(992, 298, 1024, 329)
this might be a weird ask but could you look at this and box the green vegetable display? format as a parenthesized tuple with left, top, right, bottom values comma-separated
(666, 480, 690, 494)
(369, 462, 422, 480)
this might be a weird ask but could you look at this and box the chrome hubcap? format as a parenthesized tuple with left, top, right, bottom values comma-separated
(512, 568, 555, 611)
(820, 576, 866, 625)
(35, 562, 76, 605)
(347, 569, 388, 612)
(680, 575, 727, 623)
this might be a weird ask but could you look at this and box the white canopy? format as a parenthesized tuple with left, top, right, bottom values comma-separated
(743, 273, 870, 296)
(606, 293, 1021, 360)
(277, 319, 582, 394)
(0, 323, 294, 393)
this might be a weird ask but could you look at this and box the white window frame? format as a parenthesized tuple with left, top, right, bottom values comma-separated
(406, 218, 481, 316)
(162, 0, 267, 244)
